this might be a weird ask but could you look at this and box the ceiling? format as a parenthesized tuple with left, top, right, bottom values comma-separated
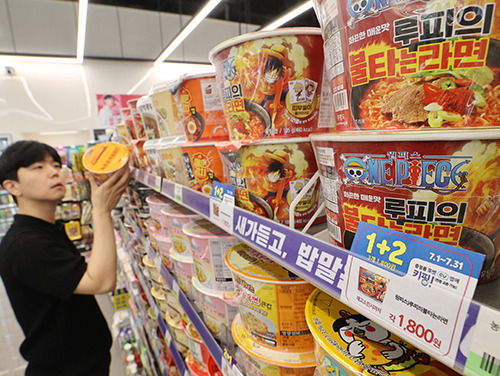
(0, 0, 319, 63)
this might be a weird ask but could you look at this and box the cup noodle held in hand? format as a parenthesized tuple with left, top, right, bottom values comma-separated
(225, 243, 316, 352)
(306, 288, 462, 376)
(183, 218, 240, 292)
(310, 130, 500, 283)
(312, 0, 500, 132)
(174, 73, 229, 143)
(209, 28, 332, 141)
(180, 142, 227, 195)
(82, 142, 129, 184)
(217, 138, 325, 227)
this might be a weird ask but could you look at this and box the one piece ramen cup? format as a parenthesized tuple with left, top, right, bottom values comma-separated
(82, 142, 129, 184)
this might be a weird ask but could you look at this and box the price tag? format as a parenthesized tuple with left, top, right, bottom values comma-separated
(147, 173, 156, 188)
(343, 222, 484, 365)
(155, 176, 162, 192)
(221, 346, 244, 376)
(172, 280, 180, 301)
(138, 170, 145, 183)
(465, 304, 500, 376)
(174, 184, 183, 204)
(209, 181, 235, 234)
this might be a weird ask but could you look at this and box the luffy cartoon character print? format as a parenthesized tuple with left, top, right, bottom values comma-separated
(333, 310, 430, 375)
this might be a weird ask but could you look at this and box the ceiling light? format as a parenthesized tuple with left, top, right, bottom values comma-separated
(39, 130, 80, 136)
(0, 0, 88, 64)
(154, 0, 223, 67)
(262, 1, 314, 31)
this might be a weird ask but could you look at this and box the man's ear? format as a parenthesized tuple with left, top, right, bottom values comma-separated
(2, 180, 21, 198)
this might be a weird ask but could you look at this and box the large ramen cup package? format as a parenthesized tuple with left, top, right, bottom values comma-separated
(150, 81, 184, 136)
(311, 130, 500, 283)
(225, 243, 316, 352)
(82, 142, 129, 184)
(209, 28, 333, 141)
(157, 136, 188, 185)
(306, 288, 461, 376)
(217, 138, 325, 227)
(183, 218, 240, 292)
(312, 0, 500, 131)
(137, 95, 170, 140)
(232, 314, 317, 375)
(179, 142, 227, 195)
(174, 73, 229, 142)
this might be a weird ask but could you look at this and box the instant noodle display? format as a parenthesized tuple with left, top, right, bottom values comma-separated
(209, 28, 333, 141)
(174, 73, 229, 142)
(150, 81, 184, 136)
(231, 314, 317, 375)
(137, 95, 170, 139)
(306, 288, 462, 375)
(310, 129, 500, 283)
(217, 138, 324, 227)
(312, 0, 500, 131)
(225, 243, 316, 352)
(192, 276, 238, 346)
(180, 142, 227, 195)
(183, 218, 240, 292)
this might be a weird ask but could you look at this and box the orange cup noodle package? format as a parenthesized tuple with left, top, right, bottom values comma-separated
(225, 243, 316, 352)
(120, 107, 139, 140)
(149, 81, 185, 137)
(306, 289, 462, 376)
(310, 130, 500, 283)
(216, 138, 325, 227)
(137, 95, 170, 140)
(233, 318, 317, 376)
(131, 139, 149, 171)
(156, 136, 189, 184)
(179, 142, 227, 195)
(127, 98, 146, 139)
(209, 28, 333, 141)
(312, 0, 500, 131)
(82, 142, 129, 183)
(174, 73, 229, 142)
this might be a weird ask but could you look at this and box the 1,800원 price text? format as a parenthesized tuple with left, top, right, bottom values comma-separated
(390, 313, 438, 345)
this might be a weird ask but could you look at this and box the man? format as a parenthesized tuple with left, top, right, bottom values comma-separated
(0, 140, 130, 375)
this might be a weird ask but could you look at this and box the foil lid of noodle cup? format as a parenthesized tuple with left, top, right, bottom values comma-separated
(225, 243, 305, 283)
(232, 313, 316, 367)
(145, 193, 172, 206)
(191, 275, 237, 305)
(183, 218, 233, 239)
(305, 289, 461, 376)
(160, 202, 198, 217)
(82, 142, 129, 174)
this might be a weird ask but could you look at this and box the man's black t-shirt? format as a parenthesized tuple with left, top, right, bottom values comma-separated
(0, 214, 112, 375)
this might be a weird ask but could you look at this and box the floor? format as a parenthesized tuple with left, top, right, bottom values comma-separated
(0, 282, 126, 376)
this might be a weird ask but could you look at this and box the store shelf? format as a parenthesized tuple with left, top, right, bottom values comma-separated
(133, 167, 500, 376)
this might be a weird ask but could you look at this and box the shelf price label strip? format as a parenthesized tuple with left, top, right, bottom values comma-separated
(344, 222, 484, 370)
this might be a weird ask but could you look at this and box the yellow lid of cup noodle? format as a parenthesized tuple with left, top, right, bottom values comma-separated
(305, 289, 462, 376)
(82, 142, 129, 175)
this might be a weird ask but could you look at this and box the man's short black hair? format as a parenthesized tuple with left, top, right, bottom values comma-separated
(0, 140, 62, 186)
(103, 95, 114, 100)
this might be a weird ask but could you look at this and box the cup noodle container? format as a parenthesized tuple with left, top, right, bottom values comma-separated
(137, 95, 170, 139)
(217, 138, 325, 227)
(120, 107, 139, 140)
(157, 136, 189, 185)
(82, 142, 129, 184)
(186, 352, 209, 376)
(164, 310, 189, 357)
(183, 218, 240, 292)
(311, 130, 500, 283)
(232, 314, 317, 375)
(146, 194, 174, 224)
(174, 73, 229, 142)
(150, 81, 184, 137)
(192, 276, 238, 345)
(151, 286, 169, 316)
(127, 98, 146, 139)
(153, 231, 173, 272)
(161, 203, 201, 257)
(312, 0, 500, 132)
(169, 248, 196, 301)
(209, 28, 332, 141)
(131, 139, 149, 170)
(180, 142, 228, 195)
(306, 289, 461, 376)
(184, 322, 212, 373)
(143, 139, 163, 176)
(225, 243, 316, 352)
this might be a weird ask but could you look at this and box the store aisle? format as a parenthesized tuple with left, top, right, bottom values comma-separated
(0, 282, 26, 376)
